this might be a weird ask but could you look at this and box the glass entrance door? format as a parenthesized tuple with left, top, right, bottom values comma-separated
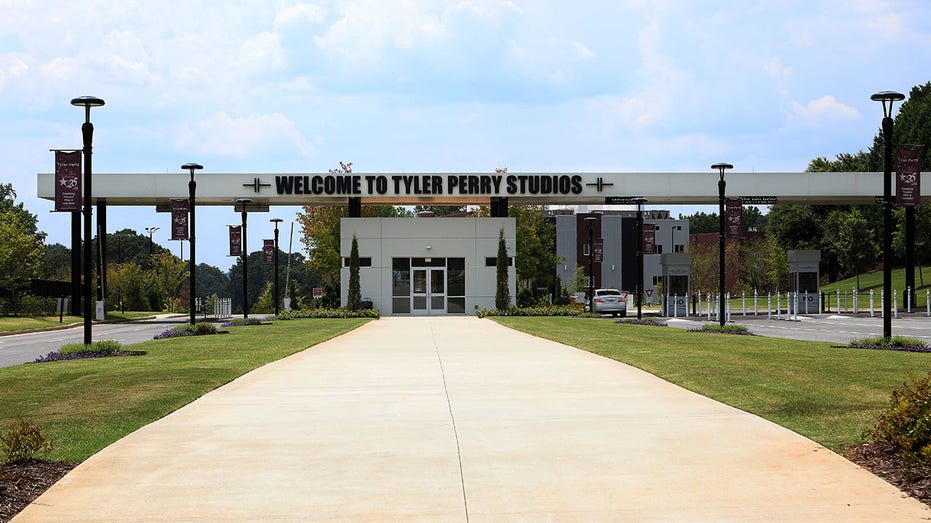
(412, 267, 446, 315)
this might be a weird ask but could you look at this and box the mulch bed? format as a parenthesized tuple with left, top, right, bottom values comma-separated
(845, 441, 931, 506)
(0, 459, 74, 522)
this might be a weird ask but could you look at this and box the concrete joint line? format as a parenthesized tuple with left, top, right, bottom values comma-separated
(430, 319, 471, 523)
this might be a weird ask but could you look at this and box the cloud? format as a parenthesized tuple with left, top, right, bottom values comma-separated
(176, 112, 315, 159)
(788, 96, 859, 125)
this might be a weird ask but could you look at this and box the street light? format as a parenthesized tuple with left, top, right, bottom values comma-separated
(182, 163, 203, 325)
(872, 90, 905, 339)
(145, 226, 159, 256)
(72, 96, 105, 345)
(712, 162, 733, 327)
(270, 218, 283, 316)
(631, 197, 648, 320)
(236, 198, 253, 319)
(585, 215, 597, 314)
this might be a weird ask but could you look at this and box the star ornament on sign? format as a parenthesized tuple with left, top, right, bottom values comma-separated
(585, 177, 614, 192)
(243, 177, 271, 192)
(59, 178, 78, 189)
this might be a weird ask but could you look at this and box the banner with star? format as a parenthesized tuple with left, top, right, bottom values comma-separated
(54, 151, 81, 212)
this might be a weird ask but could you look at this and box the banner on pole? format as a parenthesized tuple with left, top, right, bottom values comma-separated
(896, 144, 924, 207)
(593, 237, 603, 263)
(641, 223, 656, 254)
(726, 198, 743, 238)
(170, 199, 189, 240)
(54, 151, 82, 212)
(263, 239, 275, 264)
(229, 226, 242, 257)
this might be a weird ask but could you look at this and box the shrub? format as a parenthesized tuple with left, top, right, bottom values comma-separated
(848, 336, 931, 353)
(153, 322, 218, 339)
(276, 308, 380, 320)
(476, 305, 580, 318)
(221, 317, 264, 327)
(516, 288, 537, 308)
(866, 373, 931, 464)
(18, 293, 56, 316)
(688, 324, 754, 335)
(59, 340, 122, 356)
(1, 417, 53, 463)
(617, 319, 668, 327)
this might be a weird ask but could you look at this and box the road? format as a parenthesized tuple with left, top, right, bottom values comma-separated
(666, 313, 931, 345)
(0, 315, 192, 368)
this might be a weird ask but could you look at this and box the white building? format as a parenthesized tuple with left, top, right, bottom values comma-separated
(340, 217, 516, 315)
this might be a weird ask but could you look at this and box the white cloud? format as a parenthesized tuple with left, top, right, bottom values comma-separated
(788, 96, 859, 125)
(274, 3, 327, 30)
(764, 55, 792, 96)
(176, 112, 315, 158)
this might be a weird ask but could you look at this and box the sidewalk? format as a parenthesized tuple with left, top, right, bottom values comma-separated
(14, 317, 930, 521)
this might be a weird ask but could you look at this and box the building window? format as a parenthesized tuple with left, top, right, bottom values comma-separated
(674, 244, 684, 253)
(344, 257, 372, 267)
(485, 257, 513, 267)
(656, 245, 663, 254)
(392, 258, 411, 314)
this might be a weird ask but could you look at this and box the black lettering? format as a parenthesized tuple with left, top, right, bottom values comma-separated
(293, 176, 304, 194)
(365, 176, 376, 193)
(336, 176, 352, 194)
(480, 175, 491, 194)
(491, 175, 502, 193)
(528, 176, 540, 194)
(352, 175, 361, 194)
(275, 176, 294, 194)
(506, 175, 518, 194)
(449, 175, 460, 193)
(392, 176, 403, 193)
(559, 175, 571, 193)
(402, 175, 414, 193)
(541, 175, 552, 194)
(468, 175, 479, 194)
(432, 176, 442, 194)
(518, 175, 528, 193)
(571, 175, 583, 194)
(375, 176, 388, 194)
(324, 176, 335, 194)
(311, 175, 324, 194)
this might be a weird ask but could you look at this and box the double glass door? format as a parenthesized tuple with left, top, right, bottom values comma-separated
(412, 267, 445, 315)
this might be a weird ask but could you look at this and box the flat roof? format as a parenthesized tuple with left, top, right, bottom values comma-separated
(37, 171, 926, 207)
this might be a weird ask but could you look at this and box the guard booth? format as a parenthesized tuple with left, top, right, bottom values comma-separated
(787, 250, 820, 313)
(660, 253, 691, 316)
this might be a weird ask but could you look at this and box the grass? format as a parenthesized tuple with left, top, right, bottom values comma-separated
(821, 267, 931, 307)
(493, 316, 931, 452)
(0, 318, 368, 462)
(0, 312, 156, 333)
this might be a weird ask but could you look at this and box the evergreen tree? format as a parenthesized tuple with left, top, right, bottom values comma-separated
(495, 229, 510, 310)
(348, 235, 361, 311)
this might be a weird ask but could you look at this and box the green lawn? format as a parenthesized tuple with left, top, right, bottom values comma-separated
(822, 267, 931, 307)
(0, 318, 368, 462)
(493, 316, 931, 451)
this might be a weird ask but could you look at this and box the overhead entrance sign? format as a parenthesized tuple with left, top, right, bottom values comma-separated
(741, 196, 777, 205)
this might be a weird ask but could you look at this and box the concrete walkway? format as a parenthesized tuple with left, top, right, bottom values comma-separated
(14, 317, 930, 522)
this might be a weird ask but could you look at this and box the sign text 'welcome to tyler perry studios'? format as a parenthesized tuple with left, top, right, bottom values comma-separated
(274, 174, 584, 196)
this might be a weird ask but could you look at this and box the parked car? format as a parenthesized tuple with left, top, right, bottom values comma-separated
(592, 289, 628, 317)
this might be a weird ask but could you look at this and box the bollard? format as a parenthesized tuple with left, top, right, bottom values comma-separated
(742, 291, 746, 316)
(853, 289, 858, 314)
(907, 286, 912, 314)
(673, 294, 678, 318)
(685, 293, 690, 318)
(894, 290, 899, 319)
(767, 293, 772, 319)
(726, 293, 731, 322)
(836, 289, 841, 314)
(777, 292, 781, 320)
(754, 290, 759, 316)
(708, 293, 713, 320)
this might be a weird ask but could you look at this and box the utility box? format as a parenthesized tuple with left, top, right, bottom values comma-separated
(787, 250, 820, 313)
(661, 253, 691, 314)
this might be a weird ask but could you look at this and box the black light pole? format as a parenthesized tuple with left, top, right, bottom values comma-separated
(145, 226, 159, 257)
(72, 96, 105, 345)
(585, 216, 597, 313)
(271, 218, 283, 316)
(182, 163, 203, 325)
(632, 197, 647, 320)
(712, 162, 733, 327)
(872, 91, 905, 339)
(237, 198, 253, 319)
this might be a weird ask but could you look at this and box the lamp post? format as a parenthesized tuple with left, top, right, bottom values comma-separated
(712, 162, 733, 327)
(585, 216, 597, 314)
(632, 197, 647, 320)
(72, 96, 105, 345)
(270, 218, 283, 316)
(872, 91, 905, 339)
(236, 198, 253, 318)
(145, 226, 159, 257)
(182, 163, 203, 325)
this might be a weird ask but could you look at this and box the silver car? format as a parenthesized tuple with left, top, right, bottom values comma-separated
(592, 289, 628, 317)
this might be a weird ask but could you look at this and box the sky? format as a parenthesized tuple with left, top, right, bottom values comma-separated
(3, 0, 931, 271)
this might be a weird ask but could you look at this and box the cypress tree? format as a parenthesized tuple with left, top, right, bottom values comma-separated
(348, 234, 361, 311)
(495, 228, 510, 310)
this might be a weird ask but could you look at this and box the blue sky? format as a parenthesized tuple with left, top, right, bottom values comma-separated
(4, 0, 931, 271)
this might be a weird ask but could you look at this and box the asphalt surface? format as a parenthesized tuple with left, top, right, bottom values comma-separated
(0, 315, 197, 367)
(664, 312, 931, 345)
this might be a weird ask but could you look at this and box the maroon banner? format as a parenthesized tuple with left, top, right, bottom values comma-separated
(263, 239, 275, 264)
(641, 223, 656, 254)
(726, 198, 743, 238)
(54, 151, 82, 212)
(593, 238, 603, 263)
(170, 199, 189, 240)
(229, 226, 242, 257)
(897, 145, 924, 207)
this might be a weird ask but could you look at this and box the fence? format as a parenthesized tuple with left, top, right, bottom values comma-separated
(660, 287, 931, 319)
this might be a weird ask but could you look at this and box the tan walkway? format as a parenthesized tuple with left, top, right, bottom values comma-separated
(15, 317, 929, 522)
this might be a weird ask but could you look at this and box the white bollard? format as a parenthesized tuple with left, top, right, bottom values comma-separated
(685, 293, 690, 318)
(708, 293, 713, 320)
(673, 294, 678, 318)
(777, 292, 781, 320)
(870, 289, 875, 318)
(697, 291, 702, 316)
(853, 289, 858, 314)
(881, 290, 885, 318)
(767, 293, 772, 319)
(907, 286, 912, 313)
(742, 291, 746, 316)
(726, 293, 731, 322)
(894, 290, 899, 319)
(836, 289, 841, 314)
(754, 290, 759, 316)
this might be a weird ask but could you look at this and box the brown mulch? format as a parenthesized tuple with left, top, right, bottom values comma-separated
(846, 441, 931, 506)
(0, 459, 74, 522)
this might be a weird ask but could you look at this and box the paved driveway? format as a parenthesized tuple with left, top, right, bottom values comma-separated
(14, 317, 929, 522)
